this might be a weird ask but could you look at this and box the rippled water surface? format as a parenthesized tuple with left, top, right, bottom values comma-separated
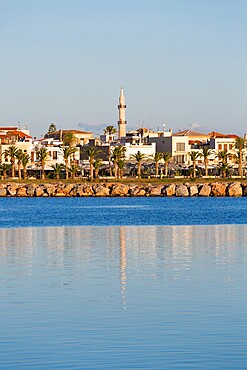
(1, 222, 247, 369)
(0, 196, 247, 227)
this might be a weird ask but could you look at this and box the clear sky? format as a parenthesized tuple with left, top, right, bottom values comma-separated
(1, 0, 247, 137)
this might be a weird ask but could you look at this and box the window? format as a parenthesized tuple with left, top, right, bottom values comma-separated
(176, 142, 185, 151)
(53, 151, 57, 160)
(229, 144, 233, 150)
(218, 144, 222, 150)
(175, 155, 185, 163)
(224, 144, 227, 150)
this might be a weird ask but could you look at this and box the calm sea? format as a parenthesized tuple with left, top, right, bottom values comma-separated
(0, 198, 247, 369)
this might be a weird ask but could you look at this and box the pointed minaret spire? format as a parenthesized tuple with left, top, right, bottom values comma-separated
(118, 87, 127, 140)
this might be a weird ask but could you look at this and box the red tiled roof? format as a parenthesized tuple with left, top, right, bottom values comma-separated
(209, 131, 238, 139)
(6, 130, 32, 138)
(173, 130, 209, 137)
(0, 126, 18, 130)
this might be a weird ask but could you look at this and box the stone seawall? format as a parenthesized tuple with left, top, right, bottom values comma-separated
(0, 181, 247, 197)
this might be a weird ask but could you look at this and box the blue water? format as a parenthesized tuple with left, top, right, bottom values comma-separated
(0, 197, 247, 227)
(0, 198, 247, 369)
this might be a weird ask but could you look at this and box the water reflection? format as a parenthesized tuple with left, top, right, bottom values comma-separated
(0, 224, 247, 304)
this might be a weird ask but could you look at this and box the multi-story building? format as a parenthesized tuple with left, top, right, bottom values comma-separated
(0, 126, 33, 163)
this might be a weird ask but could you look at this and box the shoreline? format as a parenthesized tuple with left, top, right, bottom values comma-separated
(0, 181, 246, 197)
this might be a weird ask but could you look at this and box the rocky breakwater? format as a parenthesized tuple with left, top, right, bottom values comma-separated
(0, 181, 247, 197)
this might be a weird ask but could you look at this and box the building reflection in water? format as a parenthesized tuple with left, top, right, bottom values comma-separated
(119, 227, 127, 309)
(0, 224, 247, 303)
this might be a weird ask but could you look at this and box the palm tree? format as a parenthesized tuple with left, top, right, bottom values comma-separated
(130, 151, 146, 178)
(62, 147, 74, 180)
(48, 122, 57, 133)
(104, 125, 117, 141)
(188, 151, 201, 178)
(63, 131, 78, 147)
(117, 159, 125, 179)
(217, 149, 229, 165)
(69, 164, 78, 180)
(84, 147, 102, 180)
(21, 153, 30, 180)
(200, 147, 212, 177)
(235, 136, 246, 177)
(52, 163, 65, 180)
(3, 146, 19, 178)
(219, 162, 228, 178)
(163, 152, 172, 177)
(36, 146, 49, 179)
(15, 149, 23, 179)
(94, 158, 103, 178)
(111, 146, 126, 178)
(0, 163, 11, 180)
(153, 152, 163, 177)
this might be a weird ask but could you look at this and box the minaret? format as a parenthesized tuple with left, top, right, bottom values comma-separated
(118, 87, 127, 140)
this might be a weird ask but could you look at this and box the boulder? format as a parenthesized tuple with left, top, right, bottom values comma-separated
(227, 182, 243, 197)
(35, 187, 44, 197)
(16, 187, 27, 197)
(26, 184, 37, 196)
(128, 185, 145, 196)
(94, 185, 110, 196)
(164, 184, 176, 196)
(63, 184, 75, 196)
(135, 188, 146, 196)
(128, 185, 138, 196)
(175, 184, 189, 197)
(189, 185, 198, 196)
(0, 188, 7, 196)
(146, 185, 163, 196)
(242, 184, 247, 196)
(199, 184, 211, 197)
(111, 184, 129, 196)
(211, 182, 227, 197)
(7, 184, 19, 196)
(55, 189, 66, 196)
(77, 185, 94, 196)
(46, 186, 56, 196)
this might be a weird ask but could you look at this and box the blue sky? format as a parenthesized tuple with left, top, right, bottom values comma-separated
(1, 0, 247, 137)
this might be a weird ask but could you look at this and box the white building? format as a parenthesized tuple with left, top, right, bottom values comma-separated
(124, 142, 156, 160)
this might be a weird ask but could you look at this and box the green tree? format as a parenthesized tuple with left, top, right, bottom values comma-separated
(36, 146, 49, 179)
(48, 122, 57, 133)
(130, 151, 146, 178)
(0, 163, 11, 180)
(163, 152, 172, 177)
(217, 149, 229, 165)
(52, 163, 65, 180)
(235, 136, 246, 177)
(62, 147, 75, 180)
(94, 158, 103, 178)
(84, 147, 102, 180)
(15, 149, 23, 179)
(116, 159, 126, 179)
(188, 151, 201, 178)
(219, 162, 229, 178)
(3, 146, 19, 178)
(104, 125, 117, 141)
(153, 152, 163, 177)
(21, 153, 30, 180)
(200, 147, 212, 177)
(69, 164, 78, 180)
(111, 146, 126, 179)
(63, 131, 79, 147)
